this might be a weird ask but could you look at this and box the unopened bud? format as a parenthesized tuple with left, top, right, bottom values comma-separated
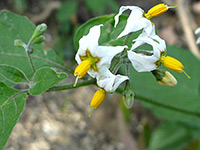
(14, 39, 25, 48)
(152, 70, 177, 87)
(32, 23, 47, 41)
(33, 36, 46, 44)
(122, 83, 134, 109)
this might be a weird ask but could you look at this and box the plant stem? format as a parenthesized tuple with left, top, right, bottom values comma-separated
(26, 51, 36, 73)
(111, 33, 132, 73)
(47, 79, 96, 92)
(116, 88, 200, 117)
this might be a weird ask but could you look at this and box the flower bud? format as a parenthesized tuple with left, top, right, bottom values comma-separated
(33, 23, 47, 38)
(152, 70, 177, 87)
(90, 89, 106, 109)
(33, 35, 46, 44)
(122, 83, 134, 109)
(14, 39, 25, 48)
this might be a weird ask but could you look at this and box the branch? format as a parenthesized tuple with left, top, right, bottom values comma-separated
(116, 88, 200, 117)
(175, 0, 200, 59)
(47, 79, 96, 92)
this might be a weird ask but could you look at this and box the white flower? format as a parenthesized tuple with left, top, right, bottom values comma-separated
(75, 24, 127, 78)
(128, 35, 166, 72)
(96, 69, 129, 93)
(114, 6, 155, 39)
(195, 27, 200, 44)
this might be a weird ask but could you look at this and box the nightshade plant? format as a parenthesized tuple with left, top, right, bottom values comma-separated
(0, 3, 200, 150)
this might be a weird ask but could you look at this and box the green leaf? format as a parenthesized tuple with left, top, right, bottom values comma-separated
(56, 1, 78, 22)
(84, 0, 119, 15)
(0, 82, 26, 149)
(29, 67, 68, 95)
(0, 64, 29, 86)
(0, 10, 71, 81)
(147, 122, 192, 150)
(74, 14, 141, 50)
(84, 0, 106, 15)
(127, 46, 200, 126)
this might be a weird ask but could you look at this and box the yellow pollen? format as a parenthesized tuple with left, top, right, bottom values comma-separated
(74, 59, 91, 78)
(144, 4, 177, 20)
(90, 89, 106, 109)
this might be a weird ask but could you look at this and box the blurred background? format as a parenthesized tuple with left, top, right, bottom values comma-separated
(1, 0, 200, 149)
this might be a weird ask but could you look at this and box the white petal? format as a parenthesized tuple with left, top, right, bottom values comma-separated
(97, 70, 129, 92)
(96, 45, 127, 67)
(131, 35, 166, 58)
(195, 27, 200, 35)
(78, 24, 103, 55)
(196, 37, 200, 44)
(87, 45, 127, 78)
(116, 8, 154, 38)
(114, 6, 141, 27)
(128, 51, 157, 72)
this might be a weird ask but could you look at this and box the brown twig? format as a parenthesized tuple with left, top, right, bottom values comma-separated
(175, 0, 200, 59)
(28, 1, 61, 24)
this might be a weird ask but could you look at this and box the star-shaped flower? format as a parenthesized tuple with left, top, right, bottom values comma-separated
(128, 35, 190, 78)
(114, 4, 176, 39)
(74, 24, 127, 84)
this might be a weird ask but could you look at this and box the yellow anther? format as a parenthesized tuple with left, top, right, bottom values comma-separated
(144, 4, 177, 20)
(90, 89, 106, 109)
(163, 56, 183, 72)
(74, 59, 91, 78)
(163, 56, 190, 78)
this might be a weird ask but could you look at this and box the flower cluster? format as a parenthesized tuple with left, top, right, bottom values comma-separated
(74, 3, 189, 115)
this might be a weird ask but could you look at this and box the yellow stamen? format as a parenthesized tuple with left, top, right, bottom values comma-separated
(73, 76, 79, 87)
(88, 108, 94, 117)
(182, 70, 191, 79)
(163, 56, 190, 78)
(74, 59, 91, 78)
(144, 4, 177, 20)
(163, 56, 184, 72)
(90, 89, 106, 109)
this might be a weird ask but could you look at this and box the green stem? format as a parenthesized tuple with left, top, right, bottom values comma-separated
(111, 33, 132, 73)
(47, 79, 96, 92)
(116, 88, 200, 117)
(26, 51, 36, 73)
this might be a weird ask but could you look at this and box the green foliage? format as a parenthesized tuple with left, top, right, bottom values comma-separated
(56, 1, 78, 23)
(0, 10, 69, 80)
(0, 82, 26, 149)
(147, 122, 192, 150)
(29, 68, 68, 95)
(128, 45, 200, 125)
(74, 14, 141, 50)
(84, 0, 119, 15)
(0, 10, 69, 149)
(0, 64, 29, 86)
